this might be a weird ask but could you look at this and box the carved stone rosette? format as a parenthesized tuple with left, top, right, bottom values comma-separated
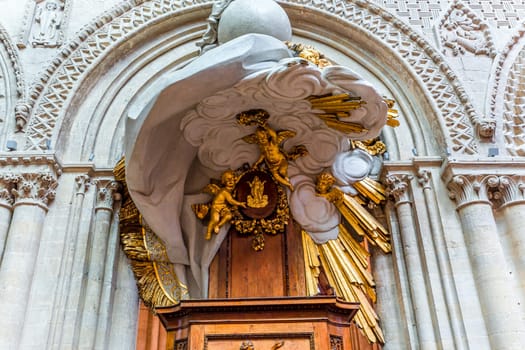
(11, 172, 57, 210)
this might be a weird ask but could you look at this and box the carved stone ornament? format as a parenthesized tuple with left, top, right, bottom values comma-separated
(0, 25, 25, 98)
(15, 102, 31, 132)
(11, 172, 58, 210)
(447, 174, 503, 210)
(74, 174, 90, 195)
(503, 45, 525, 156)
(0, 174, 19, 209)
(469, 175, 525, 209)
(19, 0, 69, 48)
(385, 174, 413, 204)
(439, 0, 496, 58)
(94, 180, 119, 211)
(22, 0, 480, 156)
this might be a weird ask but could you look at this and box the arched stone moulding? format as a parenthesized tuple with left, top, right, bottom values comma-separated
(0, 24, 26, 144)
(486, 21, 525, 156)
(19, 0, 485, 159)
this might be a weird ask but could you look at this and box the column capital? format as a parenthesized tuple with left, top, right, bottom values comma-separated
(94, 179, 119, 212)
(416, 169, 432, 189)
(0, 174, 19, 209)
(11, 172, 58, 210)
(494, 175, 525, 209)
(447, 174, 501, 210)
(75, 174, 91, 195)
(385, 174, 413, 205)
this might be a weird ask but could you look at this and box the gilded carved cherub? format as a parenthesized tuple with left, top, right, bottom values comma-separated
(315, 171, 344, 205)
(193, 170, 246, 240)
(238, 109, 307, 191)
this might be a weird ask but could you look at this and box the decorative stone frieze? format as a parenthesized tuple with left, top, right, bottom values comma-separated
(94, 180, 119, 212)
(439, 1, 496, 58)
(20, 0, 480, 155)
(503, 46, 525, 156)
(373, 0, 524, 31)
(11, 172, 57, 210)
(0, 25, 25, 98)
(385, 174, 413, 204)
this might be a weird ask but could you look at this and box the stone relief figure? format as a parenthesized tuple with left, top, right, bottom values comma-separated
(439, 3, 495, 57)
(32, 0, 63, 47)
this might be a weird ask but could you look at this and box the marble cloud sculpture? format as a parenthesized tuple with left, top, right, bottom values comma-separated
(124, 33, 388, 297)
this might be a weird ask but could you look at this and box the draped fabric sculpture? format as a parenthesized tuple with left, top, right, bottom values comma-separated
(118, 1, 398, 344)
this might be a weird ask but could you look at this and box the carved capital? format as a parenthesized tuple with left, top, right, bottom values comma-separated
(11, 173, 58, 210)
(416, 169, 431, 189)
(94, 180, 119, 212)
(447, 175, 499, 209)
(385, 174, 413, 204)
(0, 174, 18, 209)
(74, 174, 90, 195)
(495, 176, 525, 208)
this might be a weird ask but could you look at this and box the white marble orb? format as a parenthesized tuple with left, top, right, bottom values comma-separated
(218, 0, 292, 44)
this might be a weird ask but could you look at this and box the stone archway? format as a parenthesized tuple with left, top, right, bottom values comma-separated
(19, 0, 486, 159)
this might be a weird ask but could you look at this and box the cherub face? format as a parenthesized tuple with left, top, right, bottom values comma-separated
(255, 129, 268, 144)
(222, 171, 236, 188)
(316, 173, 335, 194)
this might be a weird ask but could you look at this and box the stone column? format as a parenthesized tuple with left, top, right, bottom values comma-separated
(448, 175, 525, 350)
(498, 176, 525, 296)
(0, 174, 17, 263)
(386, 174, 438, 350)
(0, 173, 57, 349)
(417, 170, 468, 350)
(48, 174, 90, 348)
(78, 180, 119, 349)
(94, 192, 121, 350)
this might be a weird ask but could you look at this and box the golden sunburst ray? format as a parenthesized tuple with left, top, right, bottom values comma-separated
(302, 229, 385, 344)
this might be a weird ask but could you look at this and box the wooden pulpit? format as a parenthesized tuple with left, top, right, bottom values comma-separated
(157, 296, 359, 350)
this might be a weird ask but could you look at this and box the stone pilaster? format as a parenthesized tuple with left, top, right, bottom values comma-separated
(497, 175, 525, 297)
(448, 174, 525, 350)
(386, 174, 439, 350)
(0, 172, 57, 349)
(416, 170, 468, 350)
(48, 174, 90, 348)
(79, 179, 119, 349)
(0, 174, 17, 263)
